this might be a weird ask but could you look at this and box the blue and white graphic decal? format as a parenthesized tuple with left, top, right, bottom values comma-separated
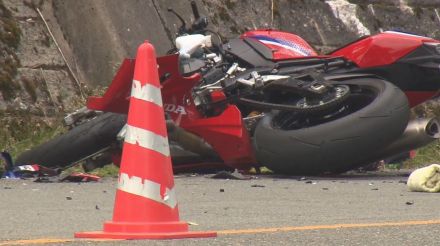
(250, 35, 314, 56)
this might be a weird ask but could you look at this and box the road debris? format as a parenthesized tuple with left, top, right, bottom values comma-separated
(211, 169, 250, 180)
(251, 184, 265, 188)
(406, 201, 414, 205)
(248, 166, 274, 174)
(60, 173, 100, 182)
(1, 151, 100, 182)
(407, 164, 440, 192)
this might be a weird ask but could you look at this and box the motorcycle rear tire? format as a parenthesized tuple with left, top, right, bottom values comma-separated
(15, 112, 127, 168)
(253, 78, 410, 175)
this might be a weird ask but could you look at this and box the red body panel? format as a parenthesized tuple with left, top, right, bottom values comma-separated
(405, 91, 440, 107)
(331, 31, 436, 67)
(87, 59, 134, 113)
(159, 55, 255, 167)
(242, 29, 318, 60)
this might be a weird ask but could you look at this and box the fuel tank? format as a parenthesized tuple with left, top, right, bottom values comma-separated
(241, 29, 318, 60)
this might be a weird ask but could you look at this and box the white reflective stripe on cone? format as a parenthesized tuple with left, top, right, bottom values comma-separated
(124, 125, 170, 157)
(131, 79, 163, 107)
(118, 173, 177, 209)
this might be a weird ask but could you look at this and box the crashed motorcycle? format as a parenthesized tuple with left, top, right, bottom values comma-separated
(16, 2, 440, 174)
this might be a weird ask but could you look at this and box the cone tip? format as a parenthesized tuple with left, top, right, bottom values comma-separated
(136, 41, 155, 55)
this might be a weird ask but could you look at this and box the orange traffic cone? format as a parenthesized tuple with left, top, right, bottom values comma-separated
(75, 41, 217, 239)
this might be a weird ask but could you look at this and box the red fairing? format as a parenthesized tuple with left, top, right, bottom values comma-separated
(242, 29, 318, 60)
(87, 59, 134, 113)
(405, 91, 440, 107)
(331, 31, 437, 68)
(158, 55, 255, 168)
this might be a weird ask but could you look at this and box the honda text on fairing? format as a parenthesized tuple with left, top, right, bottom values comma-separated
(16, 1, 440, 174)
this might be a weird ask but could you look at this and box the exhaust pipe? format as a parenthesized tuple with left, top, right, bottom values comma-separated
(117, 121, 220, 163)
(166, 120, 219, 159)
(372, 117, 440, 161)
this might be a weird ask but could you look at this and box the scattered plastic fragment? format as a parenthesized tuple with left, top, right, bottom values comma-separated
(247, 166, 273, 174)
(1, 151, 17, 179)
(34, 177, 56, 183)
(259, 166, 273, 174)
(60, 172, 100, 182)
(251, 184, 265, 188)
(211, 169, 250, 180)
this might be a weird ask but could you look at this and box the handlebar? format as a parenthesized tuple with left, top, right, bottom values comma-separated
(191, 1, 200, 19)
(168, 1, 208, 35)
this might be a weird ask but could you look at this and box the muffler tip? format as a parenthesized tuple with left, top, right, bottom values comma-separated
(426, 118, 440, 138)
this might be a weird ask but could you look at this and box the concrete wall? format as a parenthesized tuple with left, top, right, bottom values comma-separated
(2, 0, 80, 113)
(52, 0, 440, 86)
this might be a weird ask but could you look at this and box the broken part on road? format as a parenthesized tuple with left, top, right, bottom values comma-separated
(2, 151, 100, 182)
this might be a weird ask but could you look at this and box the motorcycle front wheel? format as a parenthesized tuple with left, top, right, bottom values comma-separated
(15, 112, 127, 168)
(253, 78, 410, 175)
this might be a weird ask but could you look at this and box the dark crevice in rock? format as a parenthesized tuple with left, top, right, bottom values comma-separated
(151, 0, 174, 49)
(22, 64, 67, 70)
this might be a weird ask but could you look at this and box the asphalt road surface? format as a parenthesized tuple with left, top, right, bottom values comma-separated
(1, 170, 440, 245)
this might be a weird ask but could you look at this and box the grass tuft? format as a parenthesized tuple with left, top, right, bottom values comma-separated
(403, 140, 440, 169)
(89, 164, 119, 177)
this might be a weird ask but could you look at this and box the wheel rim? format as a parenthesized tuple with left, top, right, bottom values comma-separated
(239, 84, 350, 112)
(272, 84, 378, 130)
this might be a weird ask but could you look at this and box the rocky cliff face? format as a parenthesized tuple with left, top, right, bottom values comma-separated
(0, 0, 83, 152)
(1, 0, 82, 114)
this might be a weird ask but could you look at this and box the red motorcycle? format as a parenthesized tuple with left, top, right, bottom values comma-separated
(17, 2, 440, 174)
